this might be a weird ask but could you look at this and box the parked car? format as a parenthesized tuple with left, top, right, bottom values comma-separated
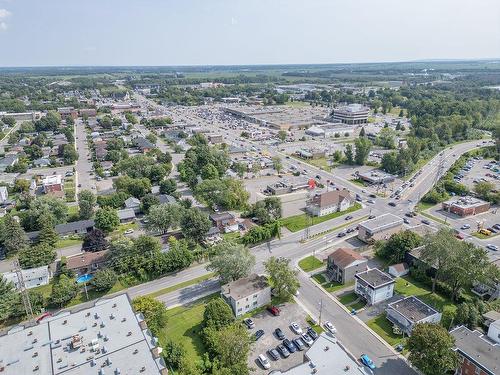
(292, 337, 306, 351)
(268, 348, 280, 361)
(403, 218, 410, 224)
(360, 354, 376, 370)
(301, 333, 313, 347)
(307, 327, 319, 340)
(255, 329, 265, 340)
(124, 229, 134, 235)
(479, 228, 491, 236)
(324, 321, 336, 334)
(275, 328, 285, 340)
(486, 244, 499, 251)
(243, 318, 255, 329)
(283, 339, 297, 353)
(368, 215, 376, 219)
(290, 322, 303, 334)
(267, 306, 281, 316)
(388, 202, 396, 207)
(258, 354, 271, 369)
(277, 344, 290, 358)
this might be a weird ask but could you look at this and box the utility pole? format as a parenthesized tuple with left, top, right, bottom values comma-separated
(13, 260, 33, 319)
(318, 299, 323, 326)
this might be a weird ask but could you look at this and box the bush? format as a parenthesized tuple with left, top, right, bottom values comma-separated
(90, 269, 117, 292)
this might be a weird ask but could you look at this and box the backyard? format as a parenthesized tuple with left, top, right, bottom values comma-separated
(298, 256, 324, 272)
(338, 291, 366, 311)
(312, 272, 354, 294)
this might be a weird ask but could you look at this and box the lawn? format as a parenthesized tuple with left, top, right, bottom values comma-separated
(419, 211, 450, 226)
(112, 222, 139, 236)
(306, 157, 333, 171)
(338, 292, 359, 306)
(306, 315, 325, 334)
(55, 237, 83, 249)
(67, 205, 79, 216)
(298, 256, 324, 272)
(415, 201, 436, 212)
(147, 273, 215, 298)
(281, 203, 362, 232)
(367, 314, 406, 347)
(312, 273, 354, 293)
(223, 231, 241, 242)
(349, 178, 366, 187)
(472, 232, 498, 240)
(394, 275, 454, 312)
(157, 294, 218, 365)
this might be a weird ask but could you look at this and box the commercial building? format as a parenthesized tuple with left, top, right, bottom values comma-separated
(307, 189, 354, 217)
(354, 268, 395, 305)
(221, 274, 271, 317)
(271, 333, 368, 375)
(2, 266, 50, 290)
(0, 111, 42, 122)
(58, 107, 78, 120)
(326, 248, 367, 284)
(451, 325, 500, 375)
(0, 294, 167, 375)
(265, 178, 310, 195)
(442, 196, 491, 217)
(386, 296, 441, 335)
(356, 170, 396, 185)
(357, 213, 404, 243)
(330, 104, 369, 125)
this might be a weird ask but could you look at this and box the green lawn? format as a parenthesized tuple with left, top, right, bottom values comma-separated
(367, 314, 407, 347)
(349, 178, 366, 187)
(148, 273, 215, 298)
(338, 292, 360, 306)
(67, 205, 79, 216)
(298, 256, 324, 272)
(112, 222, 139, 236)
(55, 238, 83, 249)
(394, 275, 454, 313)
(415, 201, 436, 212)
(282, 203, 362, 232)
(306, 315, 325, 334)
(157, 294, 218, 365)
(223, 231, 241, 242)
(472, 231, 498, 240)
(312, 273, 354, 293)
(419, 211, 450, 226)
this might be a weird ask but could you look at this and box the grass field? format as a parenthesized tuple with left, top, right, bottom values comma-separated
(394, 275, 454, 312)
(157, 294, 218, 365)
(338, 292, 359, 306)
(298, 256, 324, 272)
(415, 201, 436, 212)
(281, 203, 362, 232)
(147, 273, 215, 298)
(55, 238, 83, 249)
(112, 222, 139, 236)
(367, 314, 406, 347)
(312, 273, 353, 293)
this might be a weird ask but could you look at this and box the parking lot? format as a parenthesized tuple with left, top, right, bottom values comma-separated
(453, 157, 500, 190)
(246, 302, 312, 374)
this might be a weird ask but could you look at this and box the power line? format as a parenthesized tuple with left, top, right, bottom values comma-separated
(13, 259, 34, 319)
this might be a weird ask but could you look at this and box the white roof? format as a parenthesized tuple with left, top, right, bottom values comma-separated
(3, 265, 49, 284)
(42, 175, 62, 185)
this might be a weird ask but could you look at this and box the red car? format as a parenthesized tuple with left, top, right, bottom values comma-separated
(267, 306, 281, 316)
(36, 312, 52, 323)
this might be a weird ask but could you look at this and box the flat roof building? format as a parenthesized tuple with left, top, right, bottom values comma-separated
(358, 213, 404, 243)
(442, 196, 491, 217)
(354, 268, 395, 305)
(2, 266, 50, 290)
(357, 170, 396, 185)
(0, 294, 167, 375)
(221, 274, 271, 317)
(386, 296, 441, 335)
(330, 104, 369, 125)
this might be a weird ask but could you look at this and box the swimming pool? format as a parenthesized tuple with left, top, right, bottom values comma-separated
(76, 274, 93, 283)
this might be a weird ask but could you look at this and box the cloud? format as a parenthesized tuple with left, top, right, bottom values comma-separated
(0, 8, 11, 30)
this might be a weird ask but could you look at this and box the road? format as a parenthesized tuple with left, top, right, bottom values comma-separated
(74, 118, 96, 195)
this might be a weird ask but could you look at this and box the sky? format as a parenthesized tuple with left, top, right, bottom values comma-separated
(0, 0, 499, 67)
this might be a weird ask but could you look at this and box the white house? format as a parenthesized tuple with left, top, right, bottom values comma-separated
(0, 186, 8, 203)
(221, 274, 271, 317)
(2, 266, 50, 290)
(487, 319, 500, 344)
(386, 296, 441, 335)
(306, 189, 354, 217)
(354, 268, 395, 305)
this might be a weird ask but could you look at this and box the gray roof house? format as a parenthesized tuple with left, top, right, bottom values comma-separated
(117, 208, 136, 223)
(221, 274, 271, 317)
(386, 296, 441, 335)
(354, 268, 395, 305)
(124, 197, 141, 212)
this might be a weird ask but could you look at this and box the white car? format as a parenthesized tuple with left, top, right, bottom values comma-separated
(258, 354, 270, 369)
(301, 333, 314, 347)
(486, 244, 498, 251)
(290, 322, 303, 335)
(124, 229, 134, 235)
(324, 321, 336, 334)
(461, 224, 471, 230)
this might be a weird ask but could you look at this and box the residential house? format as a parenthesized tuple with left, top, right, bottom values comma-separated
(326, 248, 367, 284)
(117, 208, 136, 223)
(386, 296, 441, 335)
(209, 212, 239, 233)
(307, 189, 354, 217)
(488, 319, 500, 344)
(66, 250, 108, 276)
(33, 158, 51, 168)
(221, 274, 271, 317)
(0, 186, 8, 204)
(205, 226, 222, 245)
(157, 194, 176, 204)
(124, 197, 141, 213)
(0, 154, 19, 172)
(451, 325, 499, 375)
(388, 263, 409, 277)
(357, 213, 404, 243)
(134, 137, 155, 153)
(2, 265, 50, 290)
(354, 268, 395, 305)
(42, 175, 64, 198)
(56, 219, 95, 236)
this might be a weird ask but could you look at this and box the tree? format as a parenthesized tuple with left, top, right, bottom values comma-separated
(207, 241, 256, 283)
(14, 178, 30, 193)
(132, 296, 168, 336)
(82, 229, 108, 252)
(1, 215, 29, 255)
(420, 229, 454, 293)
(201, 163, 219, 180)
(354, 137, 372, 165)
(37, 216, 59, 247)
(264, 256, 300, 301)
(375, 230, 422, 263)
(18, 243, 56, 268)
(277, 130, 287, 142)
(94, 207, 120, 232)
(246, 197, 282, 225)
(195, 178, 249, 210)
(376, 127, 396, 149)
(78, 190, 96, 219)
(0, 277, 17, 321)
(344, 144, 354, 164)
(159, 178, 177, 195)
(50, 274, 78, 307)
(203, 298, 235, 330)
(163, 340, 187, 371)
(272, 156, 283, 174)
(146, 203, 181, 234)
(180, 208, 211, 243)
(474, 181, 494, 201)
(62, 144, 78, 164)
(407, 323, 458, 375)
(90, 269, 117, 292)
(140, 194, 160, 214)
